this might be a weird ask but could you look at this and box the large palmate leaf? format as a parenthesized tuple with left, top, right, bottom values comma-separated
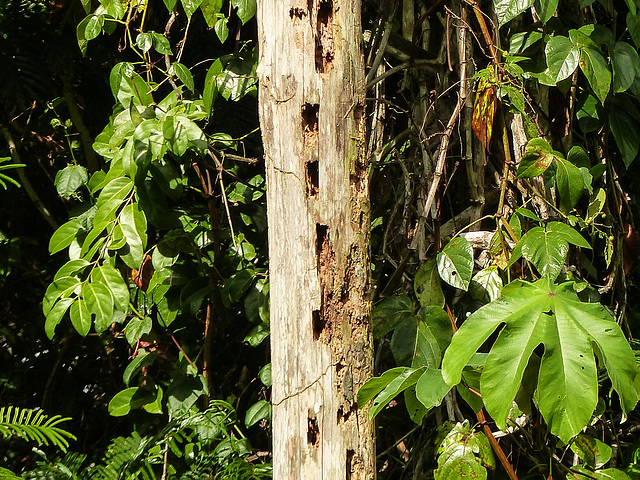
(442, 278, 638, 442)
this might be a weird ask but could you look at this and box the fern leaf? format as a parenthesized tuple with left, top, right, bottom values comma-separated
(0, 406, 76, 452)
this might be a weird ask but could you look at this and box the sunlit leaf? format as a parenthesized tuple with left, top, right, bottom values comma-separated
(436, 237, 473, 291)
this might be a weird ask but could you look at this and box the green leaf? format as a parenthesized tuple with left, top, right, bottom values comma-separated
(171, 62, 194, 92)
(609, 102, 640, 167)
(612, 42, 640, 93)
(493, 0, 534, 26)
(373, 295, 415, 338)
(414, 259, 445, 307)
(516, 138, 557, 178)
(83, 281, 115, 333)
(215, 16, 229, 43)
(509, 222, 590, 280)
(404, 388, 429, 424)
(124, 316, 153, 346)
(243, 322, 269, 347)
(570, 434, 612, 469)
(470, 266, 503, 302)
(43, 276, 81, 315)
(123, 351, 157, 387)
(580, 47, 611, 104)
(628, 13, 640, 48)
(69, 298, 91, 336)
(358, 366, 424, 419)
(136, 32, 152, 53)
(119, 203, 147, 268)
(415, 369, 451, 410)
(435, 421, 495, 480)
(546, 36, 580, 83)
(535, 0, 558, 24)
(555, 157, 585, 211)
(84, 14, 104, 41)
(49, 219, 83, 254)
(436, 237, 473, 291)
(231, 0, 256, 24)
(181, 0, 204, 18)
(199, 0, 223, 26)
(45, 297, 75, 339)
(91, 264, 129, 311)
(55, 165, 88, 197)
(167, 375, 208, 414)
(245, 400, 271, 428)
(149, 32, 172, 55)
(108, 387, 139, 416)
(259, 363, 272, 388)
(441, 278, 638, 442)
(570, 466, 633, 480)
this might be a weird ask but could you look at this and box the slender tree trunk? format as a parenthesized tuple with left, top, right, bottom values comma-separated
(257, 1, 375, 478)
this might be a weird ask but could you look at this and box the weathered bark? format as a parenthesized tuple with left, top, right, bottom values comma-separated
(257, 1, 375, 479)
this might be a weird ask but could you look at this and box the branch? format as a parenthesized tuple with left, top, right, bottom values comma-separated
(1, 127, 59, 230)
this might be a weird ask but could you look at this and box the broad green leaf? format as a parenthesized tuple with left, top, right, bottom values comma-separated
(580, 47, 611, 104)
(181, 0, 204, 18)
(628, 13, 640, 48)
(124, 316, 153, 346)
(45, 297, 75, 339)
(516, 138, 557, 178)
(435, 421, 494, 480)
(570, 434, 612, 469)
(55, 165, 88, 197)
(43, 276, 81, 315)
(199, 0, 223, 26)
(258, 363, 272, 388)
(85, 14, 104, 41)
(546, 36, 580, 83)
(609, 104, 640, 167)
(92, 264, 129, 311)
(119, 203, 147, 268)
(494, 0, 534, 26)
(136, 32, 153, 53)
(245, 400, 271, 428)
(404, 388, 429, 424)
(70, 298, 91, 336)
(357, 366, 424, 418)
(98, 176, 133, 206)
(535, 0, 558, 24)
(203, 59, 221, 117)
(108, 387, 139, 416)
(555, 157, 584, 211)
(83, 281, 115, 333)
(231, 0, 256, 24)
(171, 62, 194, 92)
(123, 351, 157, 386)
(49, 219, 83, 254)
(612, 42, 640, 93)
(373, 295, 415, 338)
(415, 369, 451, 410)
(167, 375, 208, 413)
(149, 32, 172, 55)
(586, 188, 606, 224)
(436, 237, 473, 291)
(509, 222, 590, 280)
(143, 386, 163, 414)
(470, 266, 503, 302)
(570, 466, 633, 480)
(215, 16, 229, 43)
(54, 259, 90, 282)
(441, 278, 638, 442)
(414, 259, 445, 307)
(391, 308, 451, 369)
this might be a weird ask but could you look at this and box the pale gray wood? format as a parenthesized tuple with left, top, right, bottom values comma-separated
(257, 1, 375, 478)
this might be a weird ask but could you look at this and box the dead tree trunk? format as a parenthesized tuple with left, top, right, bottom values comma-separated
(257, 1, 375, 478)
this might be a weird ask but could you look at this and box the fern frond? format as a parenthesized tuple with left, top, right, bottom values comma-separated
(0, 406, 76, 453)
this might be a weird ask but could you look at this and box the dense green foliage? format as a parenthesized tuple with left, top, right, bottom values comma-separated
(3, 0, 640, 478)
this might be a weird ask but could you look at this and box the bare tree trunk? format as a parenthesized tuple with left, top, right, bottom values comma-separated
(257, 1, 375, 479)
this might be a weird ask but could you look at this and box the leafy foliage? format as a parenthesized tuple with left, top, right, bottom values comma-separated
(0, 406, 75, 452)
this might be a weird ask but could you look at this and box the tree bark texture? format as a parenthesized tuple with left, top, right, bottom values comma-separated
(257, 1, 375, 479)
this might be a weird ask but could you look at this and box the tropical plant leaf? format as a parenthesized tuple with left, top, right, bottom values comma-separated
(441, 278, 638, 442)
(414, 259, 445, 307)
(509, 221, 591, 280)
(0, 406, 75, 452)
(434, 420, 495, 480)
(436, 237, 473, 291)
(493, 0, 534, 26)
(555, 157, 585, 211)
